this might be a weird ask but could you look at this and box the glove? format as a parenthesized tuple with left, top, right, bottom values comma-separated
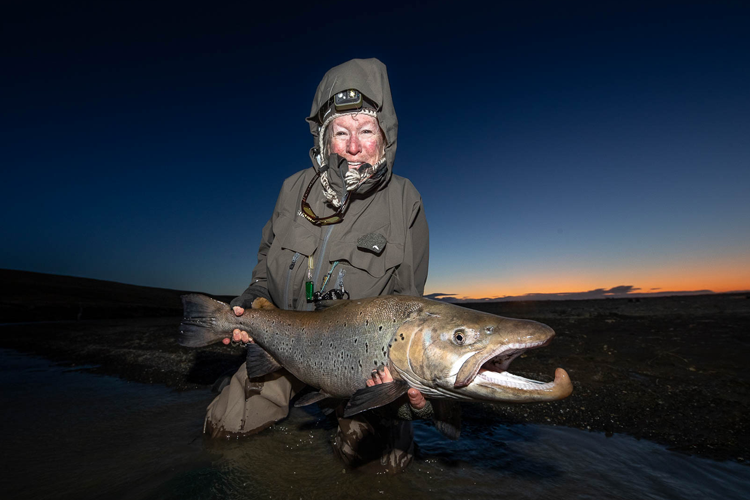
(230, 286, 273, 310)
(396, 400, 434, 421)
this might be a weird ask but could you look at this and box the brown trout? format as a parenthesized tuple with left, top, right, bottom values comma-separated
(180, 294, 572, 428)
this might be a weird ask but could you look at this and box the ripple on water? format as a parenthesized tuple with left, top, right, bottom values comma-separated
(1, 348, 748, 500)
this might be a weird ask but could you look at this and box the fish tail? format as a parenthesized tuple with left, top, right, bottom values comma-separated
(179, 294, 232, 347)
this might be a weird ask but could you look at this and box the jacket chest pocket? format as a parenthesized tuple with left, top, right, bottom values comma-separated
(266, 215, 318, 309)
(327, 229, 405, 299)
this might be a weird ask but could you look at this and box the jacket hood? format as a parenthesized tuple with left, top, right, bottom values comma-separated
(306, 58, 398, 174)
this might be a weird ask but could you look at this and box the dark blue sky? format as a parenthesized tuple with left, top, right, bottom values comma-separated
(2, 1, 749, 298)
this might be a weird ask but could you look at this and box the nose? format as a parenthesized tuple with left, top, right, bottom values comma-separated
(347, 135, 361, 156)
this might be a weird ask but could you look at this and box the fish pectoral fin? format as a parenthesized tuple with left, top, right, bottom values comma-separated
(432, 400, 462, 440)
(245, 344, 283, 378)
(293, 390, 332, 407)
(343, 381, 408, 418)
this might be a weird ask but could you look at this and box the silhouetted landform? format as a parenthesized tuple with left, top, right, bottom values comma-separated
(425, 284, 736, 303)
(0, 269, 748, 464)
(0, 269, 232, 322)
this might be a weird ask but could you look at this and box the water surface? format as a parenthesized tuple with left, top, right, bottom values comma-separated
(1, 349, 746, 500)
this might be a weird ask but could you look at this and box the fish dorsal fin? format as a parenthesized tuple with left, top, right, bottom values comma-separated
(343, 380, 408, 418)
(432, 400, 462, 440)
(293, 390, 332, 407)
(245, 343, 283, 378)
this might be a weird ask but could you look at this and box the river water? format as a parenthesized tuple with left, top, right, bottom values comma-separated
(1, 348, 747, 500)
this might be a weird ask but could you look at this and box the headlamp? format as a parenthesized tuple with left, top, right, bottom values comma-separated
(333, 89, 363, 111)
(318, 89, 374, 125)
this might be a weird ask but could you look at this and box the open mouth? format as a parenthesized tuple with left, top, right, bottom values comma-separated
(477, 341, 549, 385)
(479, 342, 538, 373)
(471, 340, 572, 396)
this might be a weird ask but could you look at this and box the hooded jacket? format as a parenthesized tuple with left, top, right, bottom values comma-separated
(234, 59, 428, 311)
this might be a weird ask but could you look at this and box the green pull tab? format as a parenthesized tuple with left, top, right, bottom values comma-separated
(306, 256, 315, 301)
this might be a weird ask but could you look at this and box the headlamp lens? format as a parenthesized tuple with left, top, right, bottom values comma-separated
(334, 89, 363, 111)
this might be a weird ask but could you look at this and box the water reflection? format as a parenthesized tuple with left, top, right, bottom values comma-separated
(1, 349, 747, 500)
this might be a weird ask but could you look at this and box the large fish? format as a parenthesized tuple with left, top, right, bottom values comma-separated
(180, 294, 572, 435)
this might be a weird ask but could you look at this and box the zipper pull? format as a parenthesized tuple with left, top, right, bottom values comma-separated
(306, 256, 314, 301)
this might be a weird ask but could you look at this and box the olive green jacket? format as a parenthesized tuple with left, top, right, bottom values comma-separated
(235, 58, 428, 311)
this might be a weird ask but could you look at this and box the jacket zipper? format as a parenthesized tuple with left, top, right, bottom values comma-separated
(284, 252, 301, 310)
(307, 225, 334, 311)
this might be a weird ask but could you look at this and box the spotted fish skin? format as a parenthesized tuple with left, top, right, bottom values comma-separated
(180, 294, 421, 397)
(179, 294, 573, 407)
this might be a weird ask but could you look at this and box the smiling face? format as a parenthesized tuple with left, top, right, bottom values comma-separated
(327, 114, 385, 169)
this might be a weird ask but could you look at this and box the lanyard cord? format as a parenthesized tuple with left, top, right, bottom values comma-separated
(320, 261, 340, 292)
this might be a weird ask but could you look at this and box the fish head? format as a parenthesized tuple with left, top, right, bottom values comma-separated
(390, 302, 572, 403)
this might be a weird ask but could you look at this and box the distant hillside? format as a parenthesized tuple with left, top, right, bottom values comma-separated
(0, 269, 233, 322)
(2, 269, 747, 323)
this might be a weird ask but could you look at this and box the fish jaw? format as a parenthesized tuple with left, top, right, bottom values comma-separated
(441, 333, 573, 403)
(442, 366, 573, 402)
(390, 301, 573, 404)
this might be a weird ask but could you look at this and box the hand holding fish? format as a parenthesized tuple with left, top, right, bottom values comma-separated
(221, 305, 254, 345)
(367, 366, 427, 410)
(222, 297, 278, 344)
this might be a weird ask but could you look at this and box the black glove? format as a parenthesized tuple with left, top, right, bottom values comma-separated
(229, 285, 273, 310)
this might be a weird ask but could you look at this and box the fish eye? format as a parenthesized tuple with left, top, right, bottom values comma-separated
(485, 326, 494, 335)
(453, 329, 466, 345)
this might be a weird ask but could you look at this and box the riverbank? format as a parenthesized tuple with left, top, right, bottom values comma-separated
(1, 269, 747, 464)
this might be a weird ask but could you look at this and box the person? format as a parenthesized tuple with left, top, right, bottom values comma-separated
(204, 58, 430, 473)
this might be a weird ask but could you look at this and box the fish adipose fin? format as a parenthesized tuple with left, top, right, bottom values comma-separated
(245, 343, 283, 378)
(294, 390, 333, 407)
(179, 294, 231, 347)
(343, 381, 408, 418)
(432, 400, 462, 440)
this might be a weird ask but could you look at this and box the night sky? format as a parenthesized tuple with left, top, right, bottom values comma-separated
(2, 1, 749, 300)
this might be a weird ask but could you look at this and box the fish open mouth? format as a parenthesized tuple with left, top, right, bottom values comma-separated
(455, 339, 573, 399)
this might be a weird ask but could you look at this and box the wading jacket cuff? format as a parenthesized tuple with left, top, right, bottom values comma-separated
(397, 399, 434, 421)
(230, 286, 273, 310)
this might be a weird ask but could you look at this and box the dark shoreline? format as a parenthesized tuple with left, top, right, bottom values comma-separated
(1, 270, 748, 465)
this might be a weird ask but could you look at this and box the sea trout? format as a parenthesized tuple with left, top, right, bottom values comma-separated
(180, 294, 572, 434)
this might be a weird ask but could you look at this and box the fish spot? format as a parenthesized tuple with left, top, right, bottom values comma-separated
(354, 338, 358, 344)
(378, 325, 383, 332)
(365, 320, 369, 326)
(400, 333, 404, 340)
(365, 342, 369, 353)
